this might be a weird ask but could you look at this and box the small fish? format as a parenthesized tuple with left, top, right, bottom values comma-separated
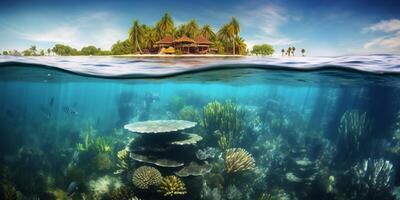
(63, 106, 79, 115)
(67, 181, 79, 197)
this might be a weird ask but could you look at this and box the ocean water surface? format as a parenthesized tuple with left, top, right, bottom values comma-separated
(1, 54, 400, 200)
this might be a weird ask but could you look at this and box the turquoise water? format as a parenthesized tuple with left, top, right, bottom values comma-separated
(1, 55, 400, 200)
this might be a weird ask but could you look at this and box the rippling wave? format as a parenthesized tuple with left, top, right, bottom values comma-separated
(0, 54, 400, 77)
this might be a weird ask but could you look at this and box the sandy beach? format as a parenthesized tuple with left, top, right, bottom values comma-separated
(114, 54, 245, 58)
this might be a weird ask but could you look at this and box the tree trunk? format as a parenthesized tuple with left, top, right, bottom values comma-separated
(232, 40, 235, 55)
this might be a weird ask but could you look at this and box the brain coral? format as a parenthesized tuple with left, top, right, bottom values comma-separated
(132, 166, 162, 189)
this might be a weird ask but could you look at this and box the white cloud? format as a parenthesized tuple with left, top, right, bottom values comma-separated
(236, 4, 302, 49)
(9, 12, 126, 50)
(363, 19, 400, 33)
(363, 19, 400, 52)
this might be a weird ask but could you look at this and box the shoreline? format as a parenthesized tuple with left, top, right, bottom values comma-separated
(113, 54, 245, 58)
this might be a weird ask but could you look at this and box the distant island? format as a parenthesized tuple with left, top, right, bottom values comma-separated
(1, 13, 306, 57)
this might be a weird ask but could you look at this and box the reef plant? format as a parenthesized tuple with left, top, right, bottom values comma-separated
(201, 100, 246, 148)
(178, 105, 201, 122)
(351, 158, 394, 199)
(158, 175, 187, 197)
(224, 148, 255, 173)
(132, 166, 163, 189)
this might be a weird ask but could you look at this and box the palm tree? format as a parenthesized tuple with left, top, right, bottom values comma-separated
(156, 13, 174, 39)
(29, 45, 37, 55)
(292, 47, 296, 56)
(47, 48, 51, 56)
(185, 19, 200, 38)
(287, 47, 292, 57)
(142, 25, 158, 51)
(281, 49, 285, 56)
(234, 37, 247, 55)
(301, 48, 305, 56)
(129, 20, 144, 54)
(200, 24, 216, 41)
(228, 17, 240, 55)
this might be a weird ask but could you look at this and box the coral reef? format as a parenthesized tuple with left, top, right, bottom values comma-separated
(132, 166, 162, 189)
(114, 149, 129, 175)
(196, 147, 218, 160)
(351, 158, 394, 198)
(88, 175, 122, 199)
(158, 175, 187, 197)
(224, 148, 255, 173)
(109, 186, 139, 200)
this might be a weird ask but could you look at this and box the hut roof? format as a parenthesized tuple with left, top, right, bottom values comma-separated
(194, 35, 212, 45)
(173, 35, 195, 43)
(156, 36, 173, 44)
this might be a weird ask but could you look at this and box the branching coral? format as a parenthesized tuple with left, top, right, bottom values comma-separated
(224, 148, 255, 173)
(0, 182, 17, 200)
(158, 175, 187, 197)
(132, 166, 162, 189)
(114, 149, 129, 175)
(201, 100, 246, 149)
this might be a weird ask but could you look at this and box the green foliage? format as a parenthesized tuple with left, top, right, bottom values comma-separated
(251, 44, 275, 56)
(80, 45, 101, 55)
(111, 40, 134, 55)
(2, 51, 8, 55)
(52, 44, 79, 56)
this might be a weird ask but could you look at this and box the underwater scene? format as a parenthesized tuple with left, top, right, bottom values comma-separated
(2, 56, 400, 200)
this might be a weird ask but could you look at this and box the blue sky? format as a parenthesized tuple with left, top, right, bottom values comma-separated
(0, 0, 399, 56)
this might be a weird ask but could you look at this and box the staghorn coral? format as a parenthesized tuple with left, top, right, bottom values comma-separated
(132, 166, 162, 189)
(158, 175, 187, 197)
(224, 148, 255, 173)
(89, 175, 122, 199)
(110, 186, 140, 200)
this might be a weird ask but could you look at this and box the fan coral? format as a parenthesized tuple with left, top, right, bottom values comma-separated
(132, 166, 162, 189)
(338, 110, 370, 159)
(224, 148, 255, 173)
(158, 175, 187, 197)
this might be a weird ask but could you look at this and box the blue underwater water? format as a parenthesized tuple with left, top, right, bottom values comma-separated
(1, 55, 400, 200)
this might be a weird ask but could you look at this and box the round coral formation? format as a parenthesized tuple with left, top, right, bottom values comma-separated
(158, 175, 187, 197)
(224, 148, 255, 173)
(132, 166, 162, 189)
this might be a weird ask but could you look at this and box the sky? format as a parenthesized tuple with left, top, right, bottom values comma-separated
(0, 0, 399, 56)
